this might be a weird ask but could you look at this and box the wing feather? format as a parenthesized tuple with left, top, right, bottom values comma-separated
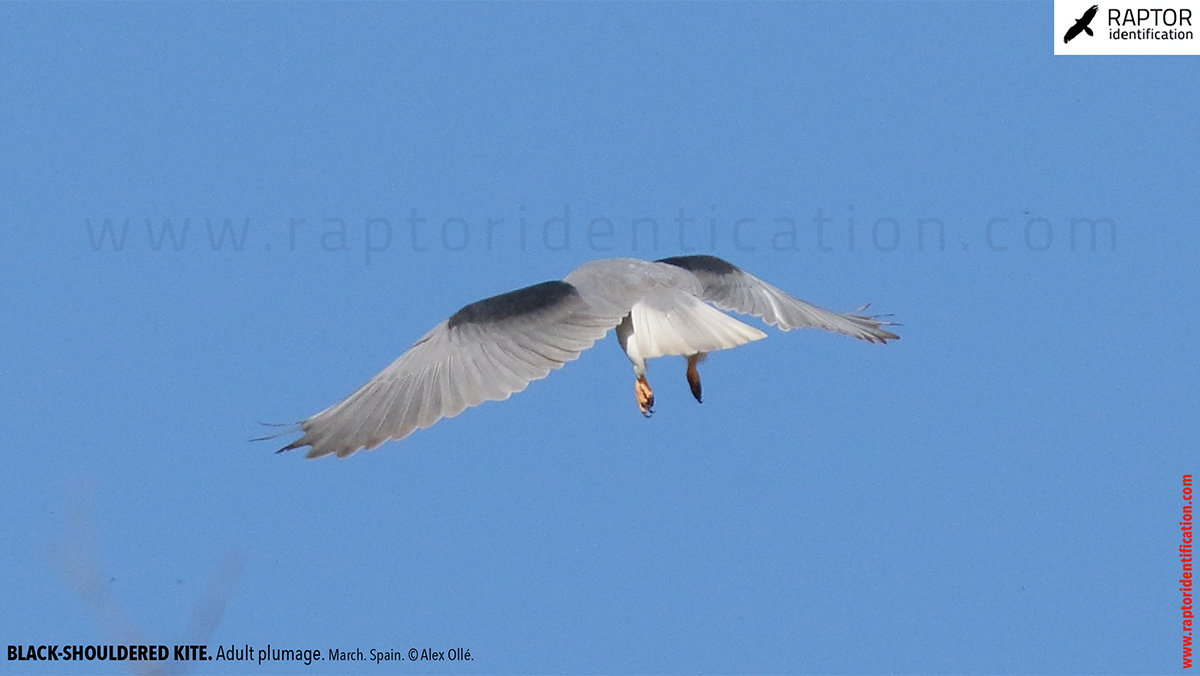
(280, 288, 618, 458)
(657, 255, 899, 343)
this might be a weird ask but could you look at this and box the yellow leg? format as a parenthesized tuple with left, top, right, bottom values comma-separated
(635, 375, 655, 417)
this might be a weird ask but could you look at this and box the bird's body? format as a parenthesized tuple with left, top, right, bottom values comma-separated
(274, 256, 898, 459)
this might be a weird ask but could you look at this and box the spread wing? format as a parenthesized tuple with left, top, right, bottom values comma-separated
(278, 281, 618, 459)
(657, 255, 899, 344)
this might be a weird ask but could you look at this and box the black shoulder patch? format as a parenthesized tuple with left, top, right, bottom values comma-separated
(447, 280, 579, 329)
(656, 255, 739, 275)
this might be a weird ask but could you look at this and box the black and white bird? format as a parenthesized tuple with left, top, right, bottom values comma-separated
(273, 255, 898, 459)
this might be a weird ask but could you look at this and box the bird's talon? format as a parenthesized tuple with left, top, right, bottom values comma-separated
(635, 376, 655, 418)
(686, 353, 704, 404)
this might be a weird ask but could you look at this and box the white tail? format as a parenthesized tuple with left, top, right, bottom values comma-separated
(624, 295, 766, 360)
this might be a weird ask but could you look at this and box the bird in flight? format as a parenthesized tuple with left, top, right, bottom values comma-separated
(271, 256, 898, 458)
(1064, 4, 1099, 43)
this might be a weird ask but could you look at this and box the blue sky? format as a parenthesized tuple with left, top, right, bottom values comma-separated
(1, 2, 1196, 674)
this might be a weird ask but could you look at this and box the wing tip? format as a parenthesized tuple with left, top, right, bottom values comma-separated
(843, 305, 901, 343)
(249, 422, 312, 454)
(255, 423, 344, 459)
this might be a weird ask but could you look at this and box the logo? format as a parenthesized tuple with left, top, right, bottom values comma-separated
(1055, 0, 1199, 55)
(1064, 4, 1100, 42)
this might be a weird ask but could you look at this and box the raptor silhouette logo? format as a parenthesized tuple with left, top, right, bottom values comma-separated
(1064, 4, 1100, 43)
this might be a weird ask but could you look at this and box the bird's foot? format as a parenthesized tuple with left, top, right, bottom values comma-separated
(686, 353, 704, 404)
(635, 375, 655, 418)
